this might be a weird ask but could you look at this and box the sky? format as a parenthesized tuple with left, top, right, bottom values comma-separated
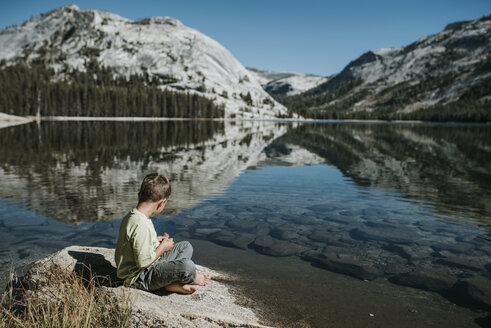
(0, 0, 490, 76)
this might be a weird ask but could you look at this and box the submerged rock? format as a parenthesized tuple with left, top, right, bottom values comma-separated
(349, 227, 415, 245)
(21, 246, 272, 328)
(302, 250, 382, 281)
(251, 236, 306, 257)
(453, 277, 491, 309)
(389, 269, 457, 292)
(210, 231, 255, 250)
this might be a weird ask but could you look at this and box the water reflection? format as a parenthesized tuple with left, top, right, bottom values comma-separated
(0, 120, 286, 222)
(262, 123, 491, 230)
(1, 121, 491, 308)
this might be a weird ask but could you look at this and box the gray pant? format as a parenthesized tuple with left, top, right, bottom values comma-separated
(133, 241, 197, 291)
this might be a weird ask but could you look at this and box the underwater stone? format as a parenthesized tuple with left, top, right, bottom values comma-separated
(349, 227, 414, 245)
(302, 251, 381, 281)
(270, 228, 299, 240)
(458, 277, 491, 308)
(390, 269, 457, 291)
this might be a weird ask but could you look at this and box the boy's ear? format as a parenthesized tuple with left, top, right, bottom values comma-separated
(155, 199, 164, 211)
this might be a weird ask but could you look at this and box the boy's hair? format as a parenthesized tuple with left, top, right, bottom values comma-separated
(138, 173, 171, 203)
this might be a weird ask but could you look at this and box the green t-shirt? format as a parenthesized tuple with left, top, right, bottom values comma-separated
(115, 208, 160, 285)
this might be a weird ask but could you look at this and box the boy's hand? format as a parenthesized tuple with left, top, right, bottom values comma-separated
(160, 237, 174, 252)
(157, 232, 170, 242)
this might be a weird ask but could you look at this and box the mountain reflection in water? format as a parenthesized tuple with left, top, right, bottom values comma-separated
(0, 120, 287, 222)
(1, 120, 490, 310)
(265, 123, 491, 230)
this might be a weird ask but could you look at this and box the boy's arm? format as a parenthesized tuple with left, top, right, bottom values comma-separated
(139, 237, 174, 270)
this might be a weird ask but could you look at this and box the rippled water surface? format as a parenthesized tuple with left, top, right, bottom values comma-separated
(1, 120, 490, 326)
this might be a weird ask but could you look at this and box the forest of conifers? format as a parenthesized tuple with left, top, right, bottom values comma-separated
(0, 60, 225, 118)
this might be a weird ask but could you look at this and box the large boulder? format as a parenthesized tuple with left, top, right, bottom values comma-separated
(22, 246, 272, 328)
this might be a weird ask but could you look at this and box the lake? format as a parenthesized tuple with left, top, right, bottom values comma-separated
(0, 120, 490, 327)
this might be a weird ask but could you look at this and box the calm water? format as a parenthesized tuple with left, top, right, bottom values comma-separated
(1, 120, 490, 326)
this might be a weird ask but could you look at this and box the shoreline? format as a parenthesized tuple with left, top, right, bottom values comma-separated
(10, 245, 273, 328)
(3, 238, 489, 328)
(19, 115, 491, 126)
(0, 112, 488, 126)
(191, 238, 489, 328)
(6, 240, 488, 328)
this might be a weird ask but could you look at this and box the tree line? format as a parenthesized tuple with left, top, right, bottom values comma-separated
(0, 60, 225, 118)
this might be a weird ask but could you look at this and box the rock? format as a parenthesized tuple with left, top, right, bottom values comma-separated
(270, 228, 299, 240)
(251, 236, 306, 257)
(210, 231, 255, 250)
(253, 223, 271, 237)
(22, 246, 271, 328)
(431, 242, 474, 254)
(308, 230, 337, 244)
(485, 263, 491, 272)
(194, 228, 222, 236)
(383, 263, 411, 275)
(232, 234, 257, 250)
(252, 235, 274, 248)
(227, 219, 257, 232)
(349, 228, 414, 245)
(390, 269, 457, 292)
(321, 214, 354, 225)
(383, 244, 414, 260)
(302, 251, 381, 281)
(457, 277, 491, 308)
(433, 257, 484, 272)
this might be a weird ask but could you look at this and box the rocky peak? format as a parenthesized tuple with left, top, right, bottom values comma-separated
(0, 5, 289, 118)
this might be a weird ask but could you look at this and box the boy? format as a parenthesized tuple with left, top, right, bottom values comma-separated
(115, 173, 210, 294)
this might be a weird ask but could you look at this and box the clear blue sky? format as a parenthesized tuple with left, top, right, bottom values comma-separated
(1, 0, 490, 76)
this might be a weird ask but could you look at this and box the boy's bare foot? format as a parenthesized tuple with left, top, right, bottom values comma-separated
(164, 283, 197, 294)
(192, 273, 210, 286)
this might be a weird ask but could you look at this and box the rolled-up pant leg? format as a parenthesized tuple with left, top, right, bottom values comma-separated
(134, 241, 196, 291)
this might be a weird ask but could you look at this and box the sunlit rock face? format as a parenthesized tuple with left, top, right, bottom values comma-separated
(0, 120, 288, 223)
(0, 5, 288, 118)
(247, 67, 329, 96)
(282, 15, 491, 116)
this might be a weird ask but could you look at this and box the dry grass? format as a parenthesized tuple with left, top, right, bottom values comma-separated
(0, 266, 132, 328)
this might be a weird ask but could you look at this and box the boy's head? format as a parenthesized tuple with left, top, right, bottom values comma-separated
(138, 173, 171, 205)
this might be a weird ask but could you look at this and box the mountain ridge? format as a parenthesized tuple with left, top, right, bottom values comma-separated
(246, 67, 329, 96)
(271, 14, 491, 121)
(0, 5, 289, 118)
